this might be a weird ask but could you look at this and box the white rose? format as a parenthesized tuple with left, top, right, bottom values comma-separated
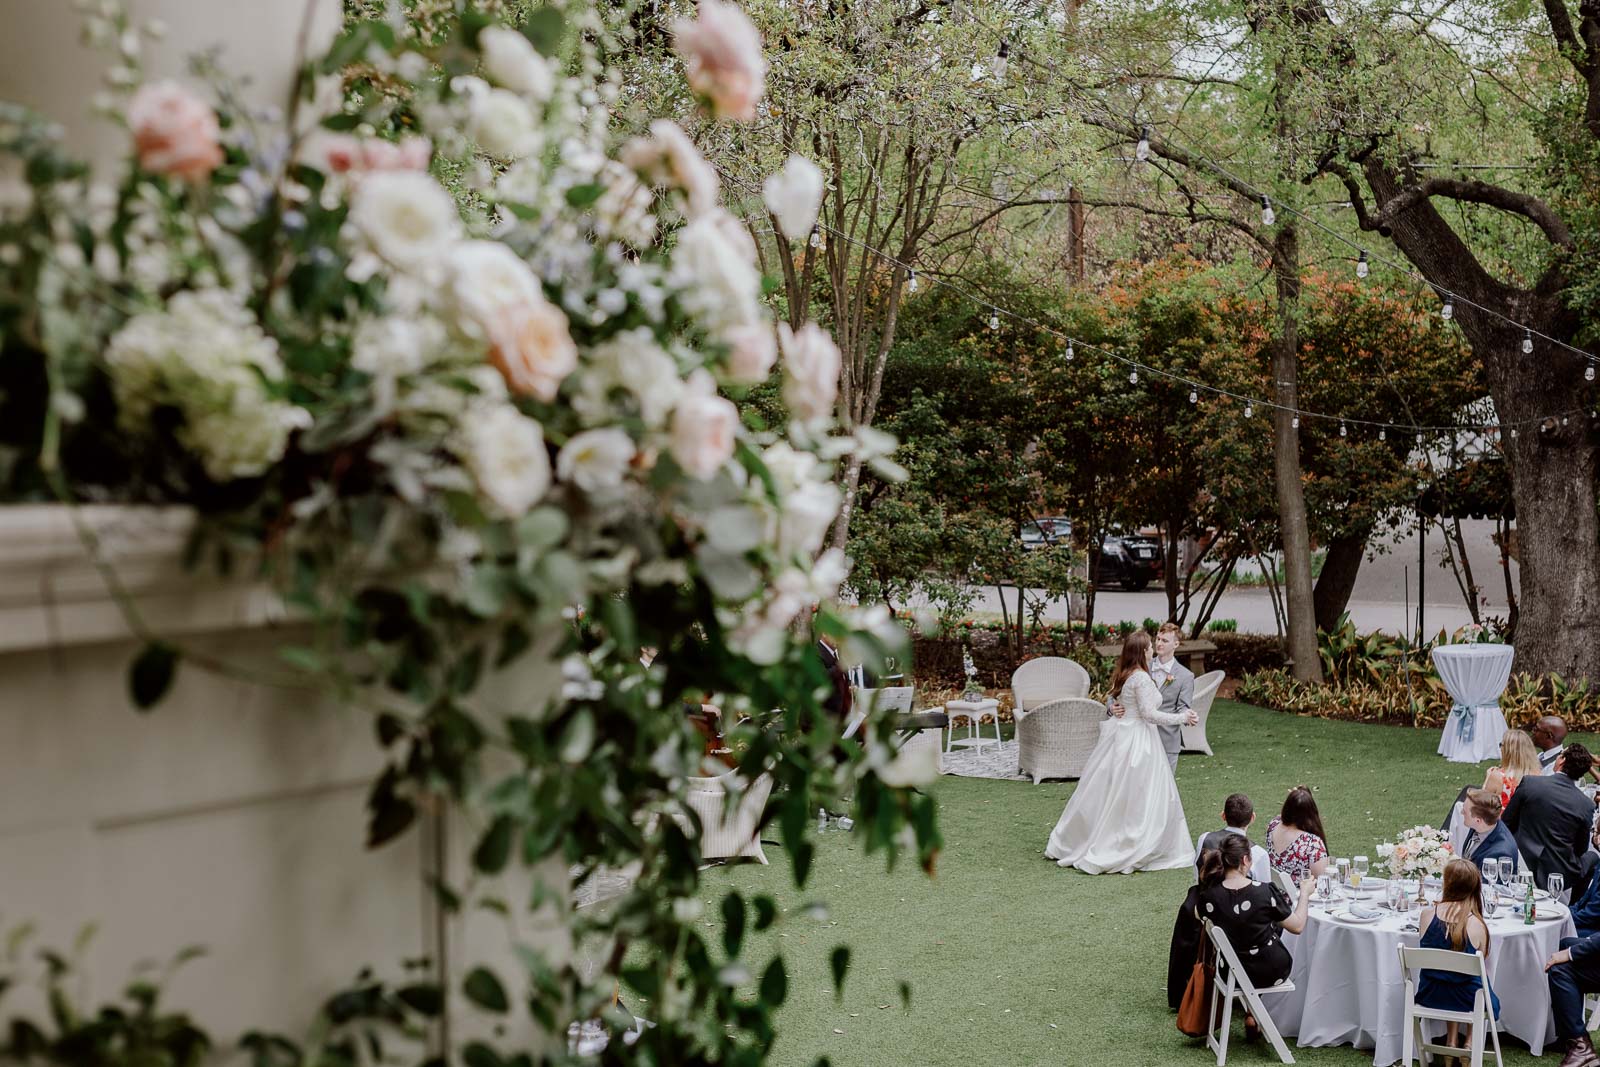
(762, 154, 825, 241)
(445, 240, 545, 336)
(480, 26, 554, 100)
(347, 171, 462, 275)
(469, 88, 541, 160)
(670, 370, 737, 480)
(672, 209, 762, 330)
(557, 427, 636, 493)
(761, 441, 819, 493)
(578, 327, 684, 428)
(778, 321, 841, 422)
(781, 480, 841, 556)
(723, 321, 776, 383)
(457, 403, 552, 517)
(351, 316, 447, 377)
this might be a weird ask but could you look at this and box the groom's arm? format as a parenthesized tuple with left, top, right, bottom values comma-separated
(1176, 669, 1194, 716)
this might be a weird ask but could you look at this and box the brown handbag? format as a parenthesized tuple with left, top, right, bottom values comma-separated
(1176, 924, 1215, 1037)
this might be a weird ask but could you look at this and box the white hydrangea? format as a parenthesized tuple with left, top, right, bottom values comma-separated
(104, 289, 310, 481)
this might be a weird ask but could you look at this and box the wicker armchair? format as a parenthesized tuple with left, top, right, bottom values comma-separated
(677, 772, 774, 864)
(1180, 671, 1225, 755)
(1016, 697, 1106, 783)
(1010, 656, 1092, 715)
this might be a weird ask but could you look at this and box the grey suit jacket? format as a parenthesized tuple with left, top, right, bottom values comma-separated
(1105, 659, 1194, 759)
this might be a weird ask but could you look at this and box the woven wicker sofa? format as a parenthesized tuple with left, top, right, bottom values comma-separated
(1016, 697, 1107, 783)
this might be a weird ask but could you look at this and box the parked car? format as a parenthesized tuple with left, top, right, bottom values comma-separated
(1017, 518, 1163, 591)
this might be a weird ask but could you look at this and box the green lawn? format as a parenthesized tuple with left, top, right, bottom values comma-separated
(702, 701, 1599, 1067)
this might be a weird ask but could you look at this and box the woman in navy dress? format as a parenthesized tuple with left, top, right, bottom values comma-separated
(1416, 858, 1501, 1052)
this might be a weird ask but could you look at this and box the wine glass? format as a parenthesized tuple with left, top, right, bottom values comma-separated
(1550, 873, 1567, 905)
(1352, 855, 1369, 888)
(1484, 857, 1503, 897)
(1385, 878, 1402, 912)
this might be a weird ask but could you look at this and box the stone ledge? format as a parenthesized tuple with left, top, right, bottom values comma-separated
(0, 505, 287, 655)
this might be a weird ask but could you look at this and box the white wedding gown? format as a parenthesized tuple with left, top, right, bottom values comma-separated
(1044, 669, 1193, 874)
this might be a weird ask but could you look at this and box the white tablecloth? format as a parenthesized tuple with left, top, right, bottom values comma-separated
(1267, 893, 1574, 1065)
(1433, 644, 1515, 763)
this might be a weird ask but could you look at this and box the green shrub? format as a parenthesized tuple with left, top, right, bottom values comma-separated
(1207, 618, 1238, 633)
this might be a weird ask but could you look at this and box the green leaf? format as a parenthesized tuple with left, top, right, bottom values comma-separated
(520, 8, 566, 56)
(790, 840, 814, 886)
(516, 507, 569, 549)
(473, 815, 516, 874)
(899, 979, 913, 1010)
(128, 642, 179, 710)
(396, 983, 443, 1017)
(759, 958, 787, 1007)
(721, 892, 746, 958)
(565, 182, 604, 207)
(462, 1042, 505, 1067)
(557, 709, 595, 763)
(753, 896, 778, 931)
(463, 967, 509, 1014)
(829, 946, 850, 1000)
(464, 567, 509, 617)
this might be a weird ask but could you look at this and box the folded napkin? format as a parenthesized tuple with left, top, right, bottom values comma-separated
(1348, 903, 1382, 920)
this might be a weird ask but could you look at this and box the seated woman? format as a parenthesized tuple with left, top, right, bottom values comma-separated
(1416, 858, 1501, 1051)
(1195, 835, 1311, 1035)
(1484, 729, 1542, 808)
(1266, 785, 1331, 882)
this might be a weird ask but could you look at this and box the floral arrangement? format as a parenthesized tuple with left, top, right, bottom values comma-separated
(1377, 825, 1453, 879)
(1452, 622, 1504, 645)
(961, 645, 982, 698)
(0, 1, 933, 1061)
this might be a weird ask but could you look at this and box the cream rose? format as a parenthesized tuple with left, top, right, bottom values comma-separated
(557, 427, 637, 493)
(469, 88, 541, 160)
(348, 171, 463, 275)
(779, 321, 841, 422)
(762, 155, 825, 241)
(673, 0, 768, 122)
(670, 370, 738, 480)
(127, 80, 223, 181)
(485, 299, 578, 402)
(620, 120, 720, 218)
(444, 240, 544, 334)
(480, 26, 554, 100)
(458, 402, 552, 517)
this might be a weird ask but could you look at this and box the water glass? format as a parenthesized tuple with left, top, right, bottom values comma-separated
(1385, 879, 1402, 911)
(1352, 855, 1369, 887)
(1315, 873, 1333, 905)
(1551, 874, 1567, 904)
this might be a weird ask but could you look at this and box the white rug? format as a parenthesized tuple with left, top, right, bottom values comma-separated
(940, 738, 1027, 781)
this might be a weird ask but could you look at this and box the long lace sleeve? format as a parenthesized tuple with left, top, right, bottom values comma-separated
(1130, 672, 1187, 726)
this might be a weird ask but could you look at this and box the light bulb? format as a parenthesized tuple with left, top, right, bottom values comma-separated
(1129, 370, 1139, 384)
(1588, 366, 1596, 382)
(808, 228, 820, 249)
(1510, 427, 1519, 439)
(992, 38, 1009, 81)
(908, 270, 918, 293)
(1523, 329, 1534, 354)
(1066, 341, 1075, 362)
(1339, 422, 1348, 437)
(989, 313, 999, 330)
(1188, 390, 1198, 404)
(1135, 125, 1152, 163)
(1244, 402, 1254, 418)
(1416, 433, 1424, 446)
(1260, 195, 1275, 226)
(1379, 429, 1387, 442)
(1356, 251, 1369, 279)
(1291, 415, 1300, 429)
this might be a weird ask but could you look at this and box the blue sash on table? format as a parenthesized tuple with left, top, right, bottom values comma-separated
(1449, 703, 1495, 744)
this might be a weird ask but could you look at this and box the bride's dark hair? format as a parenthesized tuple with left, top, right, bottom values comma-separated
(1110, 630, 1153, 698)
(1198, 834, 1251, 888)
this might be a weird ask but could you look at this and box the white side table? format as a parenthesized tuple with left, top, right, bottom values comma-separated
(943, 698, 1002, 756)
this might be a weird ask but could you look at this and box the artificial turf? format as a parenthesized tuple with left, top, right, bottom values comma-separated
(701, 701, 1600, 1066)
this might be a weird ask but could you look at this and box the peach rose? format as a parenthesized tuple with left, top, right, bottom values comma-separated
(724, 321, 776, 384)
(314, 133, 432, 175)
(670, 370, 738, 480)
(485, 298, 578, 402)
(127, 81, 223, 182)
(672, 0, 768, 122)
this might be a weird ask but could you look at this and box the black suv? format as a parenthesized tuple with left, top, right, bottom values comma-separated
(1018, 518, 1162, 591)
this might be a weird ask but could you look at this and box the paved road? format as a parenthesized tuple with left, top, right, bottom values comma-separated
(964, 518, 1516, 637)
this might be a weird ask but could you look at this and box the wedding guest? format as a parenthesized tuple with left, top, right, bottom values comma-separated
(1505, 743, 1594, 891)
(1486, 729, 1544, 804)
(1195, 793, 1271, 882)
(1416, 858, 1500, 1054)
(1543, 918, 1600, 1067)
(1568, 822, 1600, 938)
(1195, 835, 1310, 1038)
(1460, 789, 1519, 877)
(1266, 786, 1331, 882)
(1533, 716, 1570, 775)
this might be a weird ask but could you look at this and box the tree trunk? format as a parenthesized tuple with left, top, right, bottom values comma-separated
(1312, 533, 1367, 632)
(1268, 224, 1323, 682)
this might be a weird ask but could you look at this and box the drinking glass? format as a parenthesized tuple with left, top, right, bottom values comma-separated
(1385, 879, 1402, 911)
(1484, 858, 1502, 896)
(1315, 873, 1333, 905)
(1352, 855, 1369, 887)
(1550, 874, 1567, 904)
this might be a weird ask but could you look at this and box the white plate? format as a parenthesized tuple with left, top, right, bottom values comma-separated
(1334, 908, 1381, 924)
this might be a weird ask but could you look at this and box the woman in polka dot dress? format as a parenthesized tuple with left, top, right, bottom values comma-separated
(1196, 834, 1312, 992)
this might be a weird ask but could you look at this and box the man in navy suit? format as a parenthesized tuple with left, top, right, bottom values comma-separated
(1459, 788, 1518, 876)
(1506, 744, 1596, 891)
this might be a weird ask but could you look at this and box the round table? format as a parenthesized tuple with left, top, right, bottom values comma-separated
(1266, 888, 1574, 1065)
(1432, 644, 1515, 764)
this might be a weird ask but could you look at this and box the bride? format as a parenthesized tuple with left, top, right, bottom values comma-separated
(1045, 630, 1194, 874)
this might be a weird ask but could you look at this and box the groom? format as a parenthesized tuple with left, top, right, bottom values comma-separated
(1109, 622, 1196, 769)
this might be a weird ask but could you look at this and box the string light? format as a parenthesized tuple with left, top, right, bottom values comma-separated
(908, 269, 918, 293)
(808, 228, 820, 249)
(1135, 125, 1152, 163)
(1379, 429, 1387, 441)
(1260, 195, 1275, 226)
(1291, 415, 1300, 429)
(989, 312, 1000, 330)
(1188, 390, 1198, 404)
(1339, 421, 1348, 437)
(1244, 402, 1254, 417)
(1588, 366, 1596, 382)
(1523, 329, 1534, 354)
(1065, 340, 1074, 361)
(1129, 370, 1139, 384)
(1441, 296, 1454, 321)
(1510, 427, 1519, 439)
(1355, 251, 1368, 279)
(992, 38, 1009, 81)
(1416, 433, 1424, 446)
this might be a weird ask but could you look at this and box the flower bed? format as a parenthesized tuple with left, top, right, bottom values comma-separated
(1239, 667, 1600, 730)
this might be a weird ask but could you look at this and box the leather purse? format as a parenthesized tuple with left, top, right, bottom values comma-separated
(1175, 926, 1214, 1037)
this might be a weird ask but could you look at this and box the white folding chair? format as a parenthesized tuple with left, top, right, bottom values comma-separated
(1587, 993, 1600, 1032)
(1397, 944, 1502, 1067)
(1272, 868, 1299, 905)
(1204, 920, 1296, 1065)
